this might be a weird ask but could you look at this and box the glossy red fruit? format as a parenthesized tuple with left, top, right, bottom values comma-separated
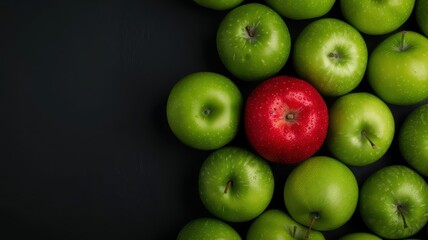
(245, 76, 328, 164)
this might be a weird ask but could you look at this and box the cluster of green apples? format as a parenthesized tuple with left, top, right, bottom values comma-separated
(169, 0, 428, 239)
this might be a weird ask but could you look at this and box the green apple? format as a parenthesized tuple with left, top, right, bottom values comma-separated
(293, 18, 367, 96)
(327, 92, 395, 166)
(416, 0, 428, 37)
(166, 72, 242, 150)
(177, 217, 241, 240)
(265, 0, 335, 20)
(216, 3, 291, 81)
(338, 232, 381, 240)
(359, 165, 428, 239)
(246, 209, 325, 240)
(340, 0, 415, 35)
(399, 103, 428, 176)
(199, 146, 274, 222)
(368, 31, 428, 105)
(284, 156, 359, 231)
(194, 0, 244, 10)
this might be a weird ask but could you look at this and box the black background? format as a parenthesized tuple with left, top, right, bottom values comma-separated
(0, 0, 427, 239)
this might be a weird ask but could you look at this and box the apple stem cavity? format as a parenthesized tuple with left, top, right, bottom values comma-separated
(397, 205, 408, 229)
(305, 212, 320, 240)
(224, 180, 233, 194)
(361, 130, 376, 149)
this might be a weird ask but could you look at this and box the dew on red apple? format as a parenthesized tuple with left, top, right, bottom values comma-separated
(305, 115, 317, 133)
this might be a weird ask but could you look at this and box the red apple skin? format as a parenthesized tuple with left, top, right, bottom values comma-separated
(244, 76, 328, 164)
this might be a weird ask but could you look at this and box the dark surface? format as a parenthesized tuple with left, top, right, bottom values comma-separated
(0, 0, 427, 239)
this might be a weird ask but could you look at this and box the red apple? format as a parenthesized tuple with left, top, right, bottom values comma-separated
(244, 76, 328, 164)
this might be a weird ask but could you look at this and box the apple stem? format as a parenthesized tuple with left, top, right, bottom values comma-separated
(328, 52, 339, 59)
(245, 25, 255, 38)
(292, 225, 297, 238)
(203, 108, 211, 116)
(400, 31, 407, 52)
(305, 212, 319, 240)
(361, 130, 376, 149)
(397, 205, 408, 229)
(224, 180, 232, 194)
(286, 112, 295, 121)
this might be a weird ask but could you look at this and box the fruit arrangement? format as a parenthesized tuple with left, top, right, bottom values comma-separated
(169, 0, 428, 239)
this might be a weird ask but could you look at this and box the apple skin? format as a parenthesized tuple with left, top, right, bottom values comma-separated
(293, 18, 367, 96)
(338, 232, 381, 240)
(166, 72, 242, 150)
(265, 0, 335, 20)
(368, 31, 428, 105)
(327, 92, 395, 166)
(284, 156, 359, 231)
(216, 3, 291, 81)
(416, 0, 428, 37)
(193, 0, 244, 10)
(177, 217, 241, 240)
(198, 146, 274, 222)
(244, 76, 328, 164)
(399, 103, 428, 177)
(359, 165, 428, 239)
(340, 0, 415, 35)
(246, 209, 325, 240)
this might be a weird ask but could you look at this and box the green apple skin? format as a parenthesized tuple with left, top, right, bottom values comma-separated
(216, 3, 291, 81)
(194, 0, 244, 10)
(265, 0, 335, 20)
(293, 18, 367, 96)
(327, 92, 395, 166)
(199, 146, 274, 222)
(246, 209, 325, 240)
(284, 156, 359, 231)
(359, 165, 428, 239)
(177, 217, 241, 240)
(368, 31, 428, 105)
(338, 232, 381, 240)
(399, 103, 428, 176)
(340, 0, 415, 35)
(166, 72, 242, 150)
(416, 0, 428, 36)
